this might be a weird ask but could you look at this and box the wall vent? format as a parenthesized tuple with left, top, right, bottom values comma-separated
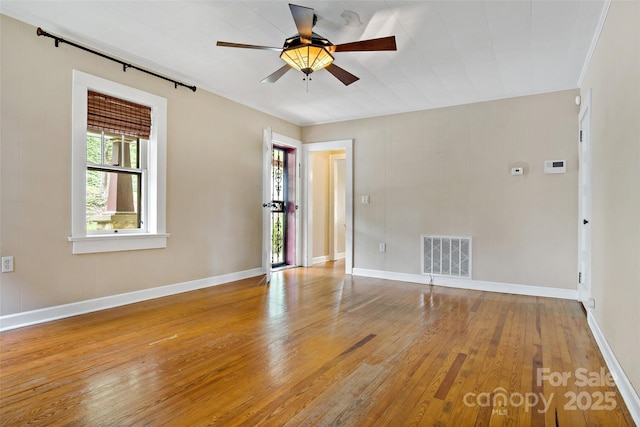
(421, 235, 472, 279)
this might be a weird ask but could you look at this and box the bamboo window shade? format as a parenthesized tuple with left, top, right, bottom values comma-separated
(87, 91, 151, 139)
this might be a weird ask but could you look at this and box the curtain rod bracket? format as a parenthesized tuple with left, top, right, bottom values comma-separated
(36, 27, 197, 92)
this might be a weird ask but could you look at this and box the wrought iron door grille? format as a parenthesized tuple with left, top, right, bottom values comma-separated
(270, 147, 286, 266)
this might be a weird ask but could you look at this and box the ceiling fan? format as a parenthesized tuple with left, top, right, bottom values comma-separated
(217, 3, 397, 86)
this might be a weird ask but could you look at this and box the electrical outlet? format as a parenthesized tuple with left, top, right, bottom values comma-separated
(379, 243, 386, 253)
(2, 256, 14, 273)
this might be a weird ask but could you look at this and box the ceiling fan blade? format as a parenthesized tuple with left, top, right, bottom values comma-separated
(325, 64, 360, 86)
(217, 41, 282, 52)
(289, 4, 314, 44)
(262, 65, 291, 83)
(330, 36, 397, 53)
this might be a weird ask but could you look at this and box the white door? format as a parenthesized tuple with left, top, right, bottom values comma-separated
(262, 128, 273, 283)
(578, 90, 592, 309)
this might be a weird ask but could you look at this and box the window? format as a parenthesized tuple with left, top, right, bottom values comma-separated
(86, 131, 143, 232)
(69, 71, 168, 254)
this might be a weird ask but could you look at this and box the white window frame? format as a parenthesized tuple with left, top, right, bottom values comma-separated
(69, 70, 168, 254)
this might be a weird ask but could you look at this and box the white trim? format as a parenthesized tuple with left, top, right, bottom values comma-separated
(336, 252, 346, 260)
(352, 268, 578, 300)
(312, 255, 331, 264)
(272, 132, 302, 150)
(68, 234, 169, 254)
(577, 0, 611, 87)
(587, 312, 640, 425)
(263, 128, 273, 283)
(0, 267, 264, 332)
(303, 139, 353, 274)
(577, 88, 593, 309)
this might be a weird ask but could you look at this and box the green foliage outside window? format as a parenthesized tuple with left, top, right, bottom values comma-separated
(86, 134, 106, 230)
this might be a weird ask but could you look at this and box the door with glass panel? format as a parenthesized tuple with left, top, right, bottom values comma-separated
(263, 130, 300, 281)
(269, 146, 288, 267)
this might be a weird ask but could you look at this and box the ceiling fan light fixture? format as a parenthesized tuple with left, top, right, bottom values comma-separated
(280, 45, 334, 75)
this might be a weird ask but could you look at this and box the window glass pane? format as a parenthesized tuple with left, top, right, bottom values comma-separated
(86, 133, 102, 164)
(126, 138, 139, 169)
(86, 169, 107, 230)
(100, 133, 139, 168)
(86, 170, 141, 231)
(104, 133, 118, 166)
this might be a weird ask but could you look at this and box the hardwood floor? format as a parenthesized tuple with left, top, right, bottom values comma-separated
(0, 261, 634, 426)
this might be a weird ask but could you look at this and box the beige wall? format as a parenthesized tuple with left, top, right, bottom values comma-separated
(334, 156, 346, 255)
(581, 1, 640, 397)
(303, 89, 579, 289)
(311, 152, 330, 259)
(0, 15, 300, 315)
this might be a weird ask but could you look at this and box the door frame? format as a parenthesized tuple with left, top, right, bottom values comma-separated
(329, 153, 347, 261)
(262, 128, 273, 282)
(578, 89, 593, 309)
(272, 132, 302, 267)
(303, 139, 353, 274)
(263, 130, 302, 282)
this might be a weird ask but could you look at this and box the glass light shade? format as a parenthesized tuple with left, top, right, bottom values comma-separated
(280, 45, 334, 75)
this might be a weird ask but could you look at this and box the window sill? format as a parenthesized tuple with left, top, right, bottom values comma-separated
(68, 233, 169, 254)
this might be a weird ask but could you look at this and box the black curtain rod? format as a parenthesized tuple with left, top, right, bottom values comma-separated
(36, 27, 197, 92)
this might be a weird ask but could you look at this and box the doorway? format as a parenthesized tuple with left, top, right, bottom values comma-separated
(303, 139, 353, 274)
(263, 129, 301, 283)
(269, 145, 296, 268)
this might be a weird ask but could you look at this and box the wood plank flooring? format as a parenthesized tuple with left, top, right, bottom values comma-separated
(0, 261, 635, 426)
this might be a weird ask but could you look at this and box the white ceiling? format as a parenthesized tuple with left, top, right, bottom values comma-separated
(1, 1, 606, 126)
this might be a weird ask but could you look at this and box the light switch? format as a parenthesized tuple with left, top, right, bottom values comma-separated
(361, 195, 370, 204)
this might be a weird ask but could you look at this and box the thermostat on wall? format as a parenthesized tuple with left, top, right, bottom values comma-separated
(544, 160, 566, 174)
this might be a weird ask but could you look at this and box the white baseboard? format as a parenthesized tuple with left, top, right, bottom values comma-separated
(312, 254, 345, 264)
(351, 268, 578, 300)
(587, 312, 640, 425)
(0, 267, 264, 332)
(312, 255, 330, 264)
